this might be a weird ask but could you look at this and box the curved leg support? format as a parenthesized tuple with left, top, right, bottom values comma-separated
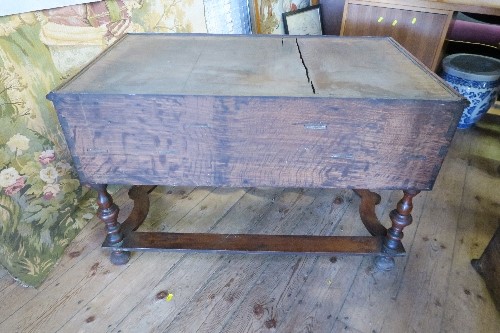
(375, 189, 420, 271)
(353, 189, 387, 236)
(121, 185, 156, 233)
(92, 184, 130, 265)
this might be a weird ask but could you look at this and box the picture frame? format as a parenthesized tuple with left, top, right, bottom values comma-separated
(282, 4, 323, 35)
(249, 1, 319, 35)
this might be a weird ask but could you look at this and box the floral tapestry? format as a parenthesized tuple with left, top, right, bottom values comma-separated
(0, 0, 207, 287)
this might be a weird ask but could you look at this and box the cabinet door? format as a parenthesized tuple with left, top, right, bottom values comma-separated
(342, 4, 450, 70)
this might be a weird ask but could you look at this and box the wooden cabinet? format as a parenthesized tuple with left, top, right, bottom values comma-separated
(340, 0, 453, 71)
(48, 34, 467, 266)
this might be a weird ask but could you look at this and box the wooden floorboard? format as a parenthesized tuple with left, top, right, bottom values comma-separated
(216, 190, 355, 333)
(60, 187, 249, 333)
(336, 190, 428, 333)
(440, 128, 500, 333)
(377, 133, 468, 333)
(0, 125, 499, 333)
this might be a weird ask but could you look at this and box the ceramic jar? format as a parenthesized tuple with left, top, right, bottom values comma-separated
(441, 54, 500, 129)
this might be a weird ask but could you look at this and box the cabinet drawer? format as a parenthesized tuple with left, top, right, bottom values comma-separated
(342, 4, 449, 70)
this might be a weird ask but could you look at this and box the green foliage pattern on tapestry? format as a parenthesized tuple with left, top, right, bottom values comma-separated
(0, 0, 205, 287)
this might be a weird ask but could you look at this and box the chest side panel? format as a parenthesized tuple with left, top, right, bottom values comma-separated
(53, 94, 462, 190)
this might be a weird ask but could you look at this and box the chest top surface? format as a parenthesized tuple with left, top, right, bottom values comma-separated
(54, 33, 461, 101)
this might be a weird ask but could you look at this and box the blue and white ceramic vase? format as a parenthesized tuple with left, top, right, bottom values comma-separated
(441, 54, 500, 129)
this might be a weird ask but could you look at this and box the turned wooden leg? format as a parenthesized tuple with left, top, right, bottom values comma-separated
(375, 190, 420, 271)
(92, 184, 130, 265)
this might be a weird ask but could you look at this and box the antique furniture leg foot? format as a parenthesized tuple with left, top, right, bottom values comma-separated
(110, 250, 130, 265)
(374, 255, 395, 271)
(375, 190, 420, 271)
(92, 184, 130, 265)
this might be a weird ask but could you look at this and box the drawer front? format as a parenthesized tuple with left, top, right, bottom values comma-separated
(342, 4, 449, 69)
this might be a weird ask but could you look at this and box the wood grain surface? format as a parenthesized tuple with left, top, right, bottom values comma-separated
(1, 124, 499, 333)
(54, 95, 463, 189)
(52, 35, 457, 99)
(48, 34, 467, 190)
(348, 0, 500, 15)
(341, 3, 451, 70)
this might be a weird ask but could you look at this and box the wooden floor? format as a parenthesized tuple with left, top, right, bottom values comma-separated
(1, 119, 499, 333)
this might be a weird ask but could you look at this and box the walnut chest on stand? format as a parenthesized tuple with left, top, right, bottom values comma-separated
(47, 34, 467, 271)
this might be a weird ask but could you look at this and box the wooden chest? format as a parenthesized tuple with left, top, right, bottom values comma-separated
(48, 34, 466, 191)
(47, 34, 468, 267)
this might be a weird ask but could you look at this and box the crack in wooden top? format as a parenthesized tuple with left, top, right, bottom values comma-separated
(54, 33, 462, 101)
